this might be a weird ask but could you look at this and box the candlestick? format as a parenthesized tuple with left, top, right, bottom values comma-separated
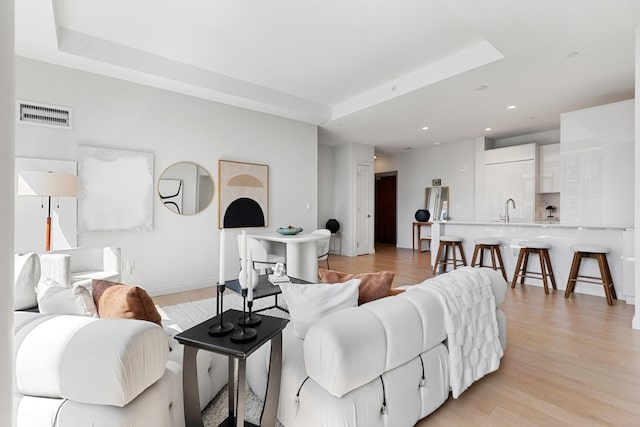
(208, 282, 234, 336)
(231, 288, 257, 342)
(219, 228, 226, 285)
(247, 250, 254, 302)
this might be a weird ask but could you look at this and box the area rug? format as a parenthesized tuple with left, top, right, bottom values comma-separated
(160, 293, 287, 427)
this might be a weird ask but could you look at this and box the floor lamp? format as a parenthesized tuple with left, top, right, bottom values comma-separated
(17, 171, 78, 251)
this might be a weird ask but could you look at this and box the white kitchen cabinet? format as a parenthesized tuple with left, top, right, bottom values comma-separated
(538, 143, 560, 193)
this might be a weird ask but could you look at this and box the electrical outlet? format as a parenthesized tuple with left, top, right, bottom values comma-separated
(125, 259, 135, 275)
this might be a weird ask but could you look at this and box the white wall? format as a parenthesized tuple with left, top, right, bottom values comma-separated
(317, 142, 374, 256)
(634, 26, 640, 330)
(1, 1, 13, 424)
(317, 144, 334, 229)
(377, 140, 476, 249)
(15, 57, 318, 296)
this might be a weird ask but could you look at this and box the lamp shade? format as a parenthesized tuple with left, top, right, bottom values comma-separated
(17, 171, 78, 197)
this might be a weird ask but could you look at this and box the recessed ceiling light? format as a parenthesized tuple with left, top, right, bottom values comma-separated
(529, 116, 536, 120)
(405, 147, 412, 150)
(422, 126, 429, 130)
(434, 141, 441, 146)
(475, 85, 488, 91)
(507, 105, 517, 110)
(565, 51, 578, 58)
(485, 127, 493, 132)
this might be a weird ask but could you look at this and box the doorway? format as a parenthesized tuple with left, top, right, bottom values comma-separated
(375, 172, 397, 245)
(355, 163, 373, 255)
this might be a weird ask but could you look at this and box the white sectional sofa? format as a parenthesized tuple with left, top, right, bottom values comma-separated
(247, 267, 507, 427)
(12, 250, 228, 427)
(13, 311, 227, 427)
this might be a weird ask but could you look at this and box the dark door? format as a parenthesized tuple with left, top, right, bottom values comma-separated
(375, 173, 397, 244)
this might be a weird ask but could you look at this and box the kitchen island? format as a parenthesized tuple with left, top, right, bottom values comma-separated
(431, 221, 634, 304)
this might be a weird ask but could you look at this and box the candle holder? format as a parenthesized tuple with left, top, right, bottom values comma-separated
(208, 283, 234, 336)
(238, 298, 262, 326)
(230, 288, 257, 343)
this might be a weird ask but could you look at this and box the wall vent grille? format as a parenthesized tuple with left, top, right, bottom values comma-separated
(16, 101, 72, 129)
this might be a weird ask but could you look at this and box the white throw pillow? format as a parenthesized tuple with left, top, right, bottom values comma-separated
(280, 279, 360, 339)
(36, 277, 98, 317)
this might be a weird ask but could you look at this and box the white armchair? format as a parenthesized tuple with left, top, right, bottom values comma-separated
(312, 229, 331, 269)
(237, 235, 285, 274)
(41, 246, 121, 289)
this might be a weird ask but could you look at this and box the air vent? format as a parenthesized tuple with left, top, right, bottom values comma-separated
(16, 100, 72, 129)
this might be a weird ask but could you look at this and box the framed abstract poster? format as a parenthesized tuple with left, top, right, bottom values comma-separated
(218, 160, 268, 228)
(78, 145, 154, 233)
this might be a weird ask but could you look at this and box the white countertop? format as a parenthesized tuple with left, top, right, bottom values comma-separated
(436, 220, 631, 231)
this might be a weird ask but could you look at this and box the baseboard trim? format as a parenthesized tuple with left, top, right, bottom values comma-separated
(148, 279, 214, 297)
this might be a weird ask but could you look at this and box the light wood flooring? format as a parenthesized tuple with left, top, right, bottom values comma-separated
(154, 244, 640, 426)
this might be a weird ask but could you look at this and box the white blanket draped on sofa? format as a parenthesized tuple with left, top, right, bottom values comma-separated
(423, 267, 504, 398)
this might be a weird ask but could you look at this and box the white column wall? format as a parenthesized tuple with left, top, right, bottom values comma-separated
(1, 1, 15, 425)
(634, 27, 640, 330)
(378, 140, 476, 249)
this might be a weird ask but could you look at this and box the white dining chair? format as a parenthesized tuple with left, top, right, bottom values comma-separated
(312, 229, 332, 269)
(237, 234, 286, 274)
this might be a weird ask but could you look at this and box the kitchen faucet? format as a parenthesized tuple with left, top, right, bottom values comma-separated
(504, 198, 516, 223)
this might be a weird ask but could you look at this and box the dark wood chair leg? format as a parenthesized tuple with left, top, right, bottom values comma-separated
(432, 242, 444, 275)
(543, 249, 557, 290)
(565, 252, 581, 298)
(520, 250, 530, 285)
(538, 249, 549, 295)
(494, 246, 508, 282)
(458, 242, 467, 267)
(511, 248, 525, 288)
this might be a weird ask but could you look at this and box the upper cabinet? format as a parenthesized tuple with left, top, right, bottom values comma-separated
(560, 99, 634, 226)
(537, 143, 560, 193)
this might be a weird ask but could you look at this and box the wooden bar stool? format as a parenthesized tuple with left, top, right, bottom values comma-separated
(432, 235, 467, 275)
(471, 238, 507, 281)
(565, 244, 617, 305)
(511, 240, 557, 294)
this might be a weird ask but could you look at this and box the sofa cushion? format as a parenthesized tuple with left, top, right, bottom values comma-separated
(303, 287, 446, 397)
(36, 277, 98, 317)
(92, 279, 162, 325)
(14, 314, 168, 407)
(279, 279, 360, 339)
(14, 253, 40, 310)
(318, 269, 395, 305)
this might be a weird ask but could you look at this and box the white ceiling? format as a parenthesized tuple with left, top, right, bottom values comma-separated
(15, 0, 640, 153)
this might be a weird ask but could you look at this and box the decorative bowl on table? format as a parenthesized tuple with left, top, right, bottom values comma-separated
(277, 226, 303, 235)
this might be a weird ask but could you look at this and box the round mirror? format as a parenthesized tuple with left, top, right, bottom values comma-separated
(158, 162, 214, 215)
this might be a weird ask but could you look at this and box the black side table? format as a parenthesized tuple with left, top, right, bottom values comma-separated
(175, 309, 289, 427)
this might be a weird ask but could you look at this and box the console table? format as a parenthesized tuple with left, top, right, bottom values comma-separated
(412, 221, 432, 252)
(176, 310, 289, 427)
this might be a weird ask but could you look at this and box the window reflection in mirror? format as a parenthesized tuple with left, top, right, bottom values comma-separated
(425, 186, 449, 221)
(158, 162, 214, 215)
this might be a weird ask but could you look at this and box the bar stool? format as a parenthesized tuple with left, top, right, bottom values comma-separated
(511, 240, 557, 294)
(432, 235, 467, 275)
(565, 244, 617, 305)
(471, 238, 507, 281)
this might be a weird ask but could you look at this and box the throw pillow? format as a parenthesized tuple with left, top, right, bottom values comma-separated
(318, 269, 395, 305)
(92, 279, 162, 325)
(388, 288, 406, 296)
(279, 279, 360, 339)
(36, 277, 98, 317)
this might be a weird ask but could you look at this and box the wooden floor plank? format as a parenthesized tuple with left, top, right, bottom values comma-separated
(154, 243, 640, 426)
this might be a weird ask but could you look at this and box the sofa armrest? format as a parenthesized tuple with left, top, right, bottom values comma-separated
(14, 315, 168, 407)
